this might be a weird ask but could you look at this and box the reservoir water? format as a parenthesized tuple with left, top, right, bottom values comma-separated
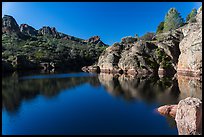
(2, 71, 202, 135)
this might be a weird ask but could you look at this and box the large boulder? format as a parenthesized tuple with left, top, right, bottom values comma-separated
(175, 97, 202, 135)
(177, 7, 202, 76)
(157, 97, 202, 135)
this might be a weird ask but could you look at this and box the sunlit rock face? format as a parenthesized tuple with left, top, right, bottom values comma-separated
(175, 97, 202, 135)
(177, 8, 202, 76)
(177, 75, 202, 100)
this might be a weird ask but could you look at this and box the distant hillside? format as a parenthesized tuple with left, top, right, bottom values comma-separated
(2, 15, 108, 72)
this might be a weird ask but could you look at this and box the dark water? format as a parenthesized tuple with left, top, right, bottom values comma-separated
(2, 71, 202, 135)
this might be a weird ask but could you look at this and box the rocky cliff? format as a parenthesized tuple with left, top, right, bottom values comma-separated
(82, 7, 202, 77)
(177, 7, 202, 76)
(2, 15, 20, 34)
(2, 15, 108, 72)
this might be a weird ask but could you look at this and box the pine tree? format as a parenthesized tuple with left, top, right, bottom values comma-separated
(156, 21, 164, 34)
(163, 8, 184, 32)
(186, 8, 197, 23)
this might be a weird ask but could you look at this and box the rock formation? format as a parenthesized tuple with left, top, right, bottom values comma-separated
(157, 97, 202, 135)
(177, 7, 202, 76)
(20, 24, 38, 36)
(2, 15, 20, 34)
(82, 7, 202, 78)
(156, 29, 183, 71)
(84, 36, 173, 76)
(175, 97, 202, 135)
(2, 15, 108, 72)
(38, 26, 60, 38)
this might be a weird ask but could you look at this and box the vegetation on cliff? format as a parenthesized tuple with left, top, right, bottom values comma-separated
(2, 15, 108, 72)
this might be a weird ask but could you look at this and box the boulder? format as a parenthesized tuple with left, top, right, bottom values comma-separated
(157, 105, 177, 118)
(175, 97, 202, 135)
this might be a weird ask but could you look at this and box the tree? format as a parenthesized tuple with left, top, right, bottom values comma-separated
(186, 8, 197, 23)
(163, 8, 184, 32)
(156, 22, 164, 34)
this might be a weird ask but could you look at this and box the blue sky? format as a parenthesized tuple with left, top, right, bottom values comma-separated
(2, 2, 202, 45)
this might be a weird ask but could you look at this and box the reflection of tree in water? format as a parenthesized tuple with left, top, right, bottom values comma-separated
(2, 72, 100, 113)
(98, 73, 181, 104)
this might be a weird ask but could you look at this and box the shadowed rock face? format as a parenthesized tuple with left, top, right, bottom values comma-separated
(177, 8, 202, 76)
(156, 30, 183, 71)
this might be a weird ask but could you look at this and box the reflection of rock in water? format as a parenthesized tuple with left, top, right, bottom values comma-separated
(98, 73, 123, 97)
(2, 72, 99, 113)
(98, 73, 181, 104)
(177, 75, 202, 100)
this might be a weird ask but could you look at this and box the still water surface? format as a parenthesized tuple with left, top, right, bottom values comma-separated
(2, 71, 202, 135)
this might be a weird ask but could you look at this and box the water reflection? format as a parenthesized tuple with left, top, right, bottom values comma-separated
(2, 72, 99, 113)
(98, 73, 182, 105)
(2, 72, 202, 113)
(2, 71, 202, 132)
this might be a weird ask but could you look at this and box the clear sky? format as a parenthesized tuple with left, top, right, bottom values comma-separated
(2, 2, 202, 45)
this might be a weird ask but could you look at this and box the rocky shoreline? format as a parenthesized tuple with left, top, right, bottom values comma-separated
(82, 7, 202, 78)
(81, 7, 202, 135)
(157, 97, 202, 135)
